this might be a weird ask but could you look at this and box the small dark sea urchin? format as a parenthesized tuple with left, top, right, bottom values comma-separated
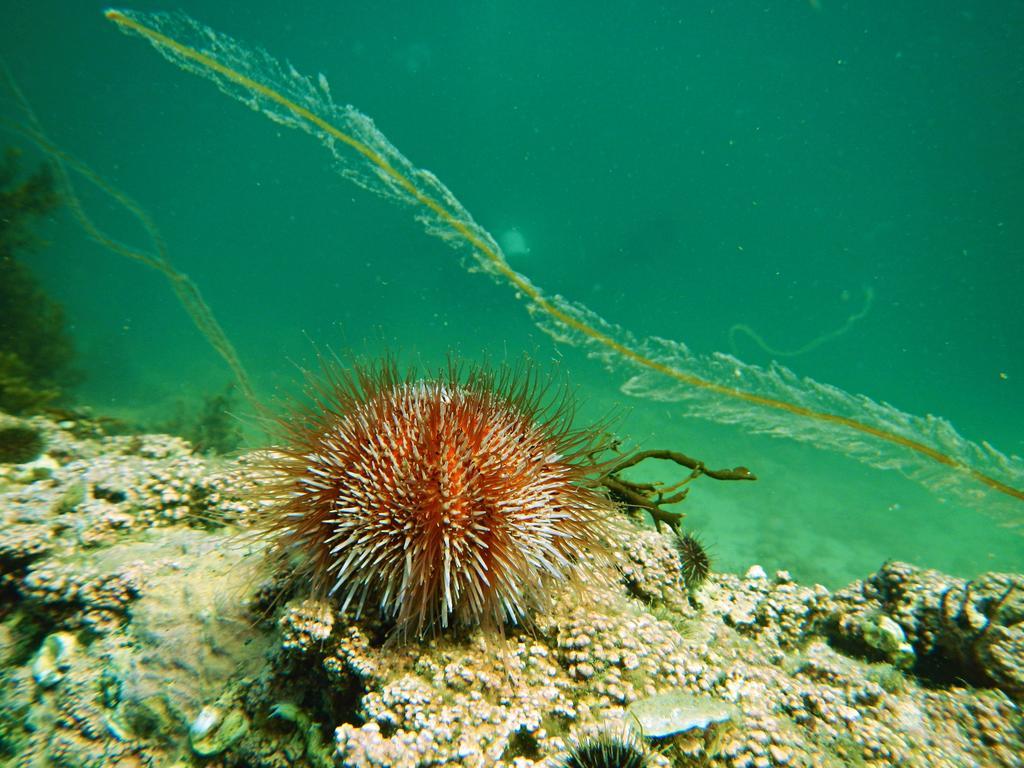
(561, 730, 649, 768)
(257, 358, 615, 641)
(675, 530, 712, 589)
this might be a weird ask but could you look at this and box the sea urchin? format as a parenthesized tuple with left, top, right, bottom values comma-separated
(257, 358, 614, 641)
(561, 729, 649, 768)
(675, 530, 712, 590)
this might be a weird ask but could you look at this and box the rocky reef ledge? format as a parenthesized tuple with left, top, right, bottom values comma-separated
(0, 412, 1021, 767)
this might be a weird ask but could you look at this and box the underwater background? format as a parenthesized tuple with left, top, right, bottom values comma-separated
(2, 0, 1022, 587)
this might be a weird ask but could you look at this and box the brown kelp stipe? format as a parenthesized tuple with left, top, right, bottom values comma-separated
(103, 9, 1024, 508)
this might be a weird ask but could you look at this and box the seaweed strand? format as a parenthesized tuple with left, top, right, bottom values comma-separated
(103, 9, 1024, 507)
(0, 64, 258, 411)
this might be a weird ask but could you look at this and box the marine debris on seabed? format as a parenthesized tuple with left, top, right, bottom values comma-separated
(0, 412, 1021, 767)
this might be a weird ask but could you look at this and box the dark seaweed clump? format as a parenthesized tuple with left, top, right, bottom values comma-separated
(0, 425, 45, 464)
(159, 383, 244, 455)
(0, 147, 76, 414)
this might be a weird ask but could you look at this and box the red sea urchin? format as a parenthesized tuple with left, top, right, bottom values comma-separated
(257, 358, 615, 641)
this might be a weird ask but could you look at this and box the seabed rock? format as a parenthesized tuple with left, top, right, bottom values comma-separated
(189, 706, 250, 756)
(0, 412, 1021, 767)
(30, 631, 77, 688)
(859, 612, 915, 669)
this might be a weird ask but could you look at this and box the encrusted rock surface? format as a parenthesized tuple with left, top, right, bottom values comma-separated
(827, 560, 1024, 698)
(0, 412, 1021, 767)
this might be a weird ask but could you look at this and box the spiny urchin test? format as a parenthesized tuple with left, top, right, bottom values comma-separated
(560, 729, 649, 768)
(257, 358, 615, 641)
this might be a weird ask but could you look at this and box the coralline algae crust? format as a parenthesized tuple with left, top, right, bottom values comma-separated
(0, 411, 1021, 768)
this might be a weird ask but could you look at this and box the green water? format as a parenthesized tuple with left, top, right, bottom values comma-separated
(2, 1, 1022, 587)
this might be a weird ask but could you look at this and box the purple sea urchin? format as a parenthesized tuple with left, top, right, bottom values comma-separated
(257, 358, 614, 641)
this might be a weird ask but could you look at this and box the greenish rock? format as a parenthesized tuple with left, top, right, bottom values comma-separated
(120, 692, 181, 740)
(31, 632, 77, 689)
(861, 613, 915, 669)
(189, 706, 249, 757)
(270, 702, 334, 768)
(53, 481, 86, 515)
(627, 691, 735, 739)
(102, 713, 133, 742)
(99, 666, 122, 709)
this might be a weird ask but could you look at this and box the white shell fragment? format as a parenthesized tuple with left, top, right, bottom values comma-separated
(627, 691, 735, 738)
(31, 632, 77, 689)
(189, 707, 249, 756)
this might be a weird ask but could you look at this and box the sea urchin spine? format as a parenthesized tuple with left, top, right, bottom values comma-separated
(258, 358, 614, 641)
